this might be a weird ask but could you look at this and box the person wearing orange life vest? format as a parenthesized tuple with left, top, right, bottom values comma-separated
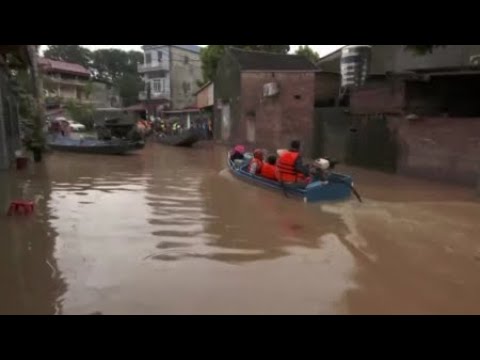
(260, 155, 277, 181)
(276, 140, 310, 186)
(248, 149, 264, 175)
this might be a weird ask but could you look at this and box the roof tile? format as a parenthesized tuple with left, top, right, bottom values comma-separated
(39, 58, 90, 77)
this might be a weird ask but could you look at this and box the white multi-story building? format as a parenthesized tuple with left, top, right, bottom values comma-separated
(138, 45, 203, 110)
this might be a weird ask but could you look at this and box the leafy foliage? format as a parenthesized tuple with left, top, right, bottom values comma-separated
(44, 45, 144, 106)
(65, 99, 95, 130)
(114, 73, 143, 107)
(44, 45, 93, 68)
(295, 45, 320, 63)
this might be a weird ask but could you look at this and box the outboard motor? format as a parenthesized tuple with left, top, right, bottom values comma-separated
(311, 157, 339, 182)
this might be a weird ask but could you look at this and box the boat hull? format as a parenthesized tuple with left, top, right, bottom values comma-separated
(47, 136, 139, 155)
(227, 153, 353, 203)
(156, 129, 199, 147)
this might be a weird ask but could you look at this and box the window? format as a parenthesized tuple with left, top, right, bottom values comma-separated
(152, 79, 165, 94)
(145, 53, 152, 64)
(157, 51, 163, 62)
(184, 56, 189, 65)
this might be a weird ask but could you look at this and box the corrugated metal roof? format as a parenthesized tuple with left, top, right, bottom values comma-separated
(229, 48, 317, 71)
(39, 58, 90, 77)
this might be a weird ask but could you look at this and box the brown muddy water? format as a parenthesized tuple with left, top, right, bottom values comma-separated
(1, 142, 480, 315)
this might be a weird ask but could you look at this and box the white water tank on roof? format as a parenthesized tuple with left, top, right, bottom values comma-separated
(341, 45, 372, 88)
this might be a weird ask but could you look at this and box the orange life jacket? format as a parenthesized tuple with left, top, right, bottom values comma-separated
(248, 158, 263, 174)
(260, 163, 277, 181)
(276, 151, 300, 183)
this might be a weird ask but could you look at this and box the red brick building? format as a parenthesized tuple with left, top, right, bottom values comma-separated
(214, 48, 317, 155)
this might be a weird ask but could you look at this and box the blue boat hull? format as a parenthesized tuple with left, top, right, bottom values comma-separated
(47, 135, 139, 155)
(227, 153, 353, 203)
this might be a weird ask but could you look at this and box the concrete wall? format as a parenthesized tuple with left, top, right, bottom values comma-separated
(0, 66, 21, 170)
(0, 73, 8, 170)
(144, 46, 170, 67)
(213, 52, 241, 143)
(392, 45, 480, 72)
(318, 45, 480, 75)
(313, 107, 349, 160)
(90, 81, 121, 108)
(58, 84, 78, 100)
(170, 47, 202, 110)
(240, 71, 315, 155)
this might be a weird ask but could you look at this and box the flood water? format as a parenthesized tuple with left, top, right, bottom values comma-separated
(1, 142, 480, 315)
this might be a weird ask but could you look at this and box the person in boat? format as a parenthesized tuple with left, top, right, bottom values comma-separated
(260, 154, 277, 181)
(230, 145, 245, 161)
(248, 149, 264, 175)
(50, 119, 61, 134)
(174, 122, 182, 134)
(276, 140, 311, 187)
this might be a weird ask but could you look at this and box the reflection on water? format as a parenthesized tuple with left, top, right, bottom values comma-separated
(0, 165, 66, 315)
(1, 142, 480, 314)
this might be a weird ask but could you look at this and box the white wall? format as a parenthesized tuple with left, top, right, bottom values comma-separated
(144, 46, 170, 67)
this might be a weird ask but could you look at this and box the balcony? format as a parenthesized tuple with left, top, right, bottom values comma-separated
(139, 91, 171, 101)
(138, 62, 169, 73)
(45, 76, 88, 87)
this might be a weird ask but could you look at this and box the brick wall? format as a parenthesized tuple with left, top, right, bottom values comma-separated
(396, 116, 480, 186)
(313, 109, 480, 186)
(240, 71, 315, 155)
(350, 79, 405, 115)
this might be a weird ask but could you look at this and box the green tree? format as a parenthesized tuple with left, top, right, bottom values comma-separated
(90, 48, 144, 106)
(44, 45, 144, 106)
(91, 48, 144, 81)
(44, 45, 93, 68)
(295, 45, 320, 63)
(234, 45, 290, 54)
(200, 45, 227, 83)
(114, 73, 143, 107)
(65, 99, 94, 129)
(200, 45, 291, 82)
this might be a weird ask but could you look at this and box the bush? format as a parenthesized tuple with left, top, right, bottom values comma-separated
(65, 100, 94, 130)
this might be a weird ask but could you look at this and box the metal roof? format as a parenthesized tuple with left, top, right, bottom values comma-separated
(39, 58, 90, 77)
